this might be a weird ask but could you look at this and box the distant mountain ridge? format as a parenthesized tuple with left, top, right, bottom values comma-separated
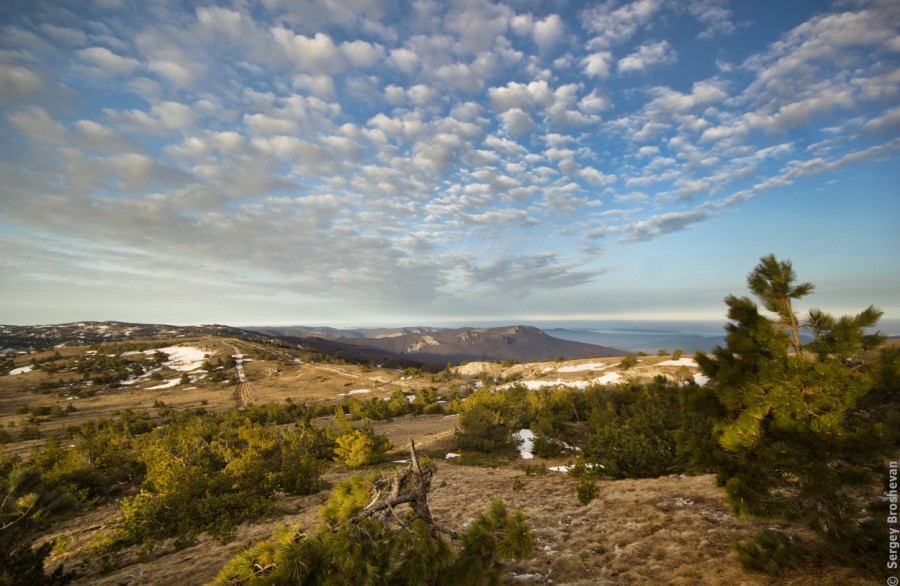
(1, 321, 626, 369)
(0, 321, 268, 350)
(251, 325, 439, 341)
(253, 324, 625, 367)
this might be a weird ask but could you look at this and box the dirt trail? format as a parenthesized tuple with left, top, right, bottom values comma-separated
(231, 346, 253, 407)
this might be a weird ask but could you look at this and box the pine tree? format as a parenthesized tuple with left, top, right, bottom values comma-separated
(746, 254, 814, 357)
(681, 255, 897, 563)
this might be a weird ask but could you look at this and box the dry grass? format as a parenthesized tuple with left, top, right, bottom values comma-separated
(2, 340, 883, 585)
(42, 460, 880, 586)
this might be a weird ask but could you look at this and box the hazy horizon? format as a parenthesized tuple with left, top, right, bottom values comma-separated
(7, 317, 899, 338)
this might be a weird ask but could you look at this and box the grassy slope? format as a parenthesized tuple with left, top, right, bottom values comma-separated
(0, 340, 882, 585)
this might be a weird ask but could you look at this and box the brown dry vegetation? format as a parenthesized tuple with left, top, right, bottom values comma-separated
(40, 459, 878, 586)
(1, 339, 881, 585)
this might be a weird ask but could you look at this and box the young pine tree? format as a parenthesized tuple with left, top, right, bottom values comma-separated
(680, 255, 897, 565)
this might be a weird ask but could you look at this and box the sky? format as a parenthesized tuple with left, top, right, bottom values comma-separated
(1, 0, 898, 328)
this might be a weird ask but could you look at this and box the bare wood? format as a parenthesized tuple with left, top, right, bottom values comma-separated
(354, 436, 436, 526)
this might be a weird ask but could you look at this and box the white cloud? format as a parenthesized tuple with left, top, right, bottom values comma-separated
(147, 59, 197, 87)
(341, 39, 386, 67)
(462, 252, 600, 294)
(581, 51, 613, 79)
(7, 106, 68, 142)
(446, 1, 511, 53)
(533, 14, 565, 51)
(0, 63, 45, 102)
(75, 119, 137, 152)
(152, 101, 197, 130)
(579, 90, 612, 113)
(291, 74, 336, 97)
(862, 106, 900, 135)
(580, 167, 616, 186)
(647, 80, 728, 114)
(617, 40, 676, 73)
(388, 47, 420, 74)
(619, 208, 716, 242)
(272, 28, 385, 74)
(407, 84, 438, 107)
(1, 0, 898, 325)
(195, 6, 245, 38)
(76, 46, 141, 75)
(488, 80, 552, 112)
(683, 0, 736, 39)
(511, 13, 565, 52)
(484, 135, 528, 155)
(583, 0, 662, 48)
(136, 30, 205, 87)
(104, 153, 190, 192)
(500, 108, 535, 136)
(40, 24, 88, 46)
(271, 28, 342, 74)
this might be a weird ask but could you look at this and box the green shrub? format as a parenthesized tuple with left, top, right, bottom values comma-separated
(454, 386, 528, 453)
(618, 354, 637, 369)
(575, 477, 599, 505)
(734, 529, 801, 573)
(583, 381, 686, 478)
(20, 423, 40, 440)
(213, 444, 532, 586)
(334, 426, 391, 469)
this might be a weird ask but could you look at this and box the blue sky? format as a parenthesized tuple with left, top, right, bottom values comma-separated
(1, 0, 898, 327)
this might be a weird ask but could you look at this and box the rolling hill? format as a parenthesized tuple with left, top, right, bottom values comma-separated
(254, 324, 625, 368)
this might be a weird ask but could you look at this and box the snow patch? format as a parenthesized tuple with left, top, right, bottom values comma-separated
(445, 453, 460, 459)
(556, 362, 612, 373)
(338, 389, 372, 397)
(512, 573, 543, 582)
(147, 379, 180, 390)
(693, 373, 710, 386)
(513, 429, 535, 459)
(498, 372, 623, 391)
(144, 346, 210, 372)
(657, 358, 698, 367)
(593, 372, 622, 385)
(9, 365, 34, 375)
(548, 463, 603, 474)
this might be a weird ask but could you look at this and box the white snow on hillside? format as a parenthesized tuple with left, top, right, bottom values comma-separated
(693, 373, 710, 386)
(144, 346, 209, 372)
(594, 372, 623, 385)
(556, 362, 612, 373)
(147, 379, 180, 390)
(548, 463, 603, 474)
(513, 429, 535, 459)
(498, 371, 624, 391)
(657, 358, 698, 367)
(9, 365, 34, 375)
(338, 389, 372, 396)
(500, 379, 587, 390)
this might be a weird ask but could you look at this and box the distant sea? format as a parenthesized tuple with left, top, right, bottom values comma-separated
(538, 320, 729, 354)
(451, 318, 900, 355)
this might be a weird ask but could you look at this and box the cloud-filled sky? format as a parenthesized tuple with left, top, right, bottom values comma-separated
(1, 0, 898, 327)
